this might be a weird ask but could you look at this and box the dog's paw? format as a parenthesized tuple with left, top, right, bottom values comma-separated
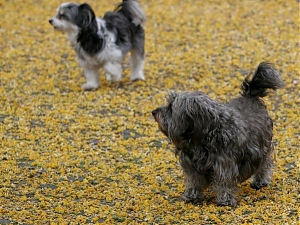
(182, 188, 204, 204)
(105, 73, 112, 81)
(106, 74, 122, 82)
(131, 78, 145, 82)
(130, 73, 145, 82)
(217, 199, 237, 207)
(216, 193, 238, 207)
(110, 77, 122, 82)
(250, 180, 268, 190)
(81, 83, 99, 91)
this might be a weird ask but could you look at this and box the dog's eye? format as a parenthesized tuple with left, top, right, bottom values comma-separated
(58, 14, 66, 19)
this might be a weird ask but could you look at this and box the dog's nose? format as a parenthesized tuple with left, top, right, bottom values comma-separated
(152, 110, 157, 117)
(49, 19, 53, 24)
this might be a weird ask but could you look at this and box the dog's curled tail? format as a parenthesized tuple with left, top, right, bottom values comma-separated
(115, 0, 146, 26)
(241, 62, 284, 98)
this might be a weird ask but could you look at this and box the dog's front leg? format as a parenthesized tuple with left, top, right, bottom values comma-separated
(104, 62, 122, 82)
(182, 172, 210, 204)
(180, 154, 210, 203)
(81, 67, 100, 90)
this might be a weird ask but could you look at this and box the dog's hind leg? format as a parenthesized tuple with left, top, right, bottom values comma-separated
(130, 48, 145, 81)
(250, 152, 273, 190)
(130, 27, 145, 81)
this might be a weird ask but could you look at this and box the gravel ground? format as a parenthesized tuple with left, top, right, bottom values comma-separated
(0, 0, 299, 224)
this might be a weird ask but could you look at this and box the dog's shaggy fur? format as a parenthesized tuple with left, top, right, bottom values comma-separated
(152, 62, 284, 206)
(49, 0, 146, 90)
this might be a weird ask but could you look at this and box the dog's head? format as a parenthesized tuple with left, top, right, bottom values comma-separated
(152, 91, 177, 138)
(49, 3, 96, 33)
(152, 91, 241, 150)
(152, 91, 213, 146)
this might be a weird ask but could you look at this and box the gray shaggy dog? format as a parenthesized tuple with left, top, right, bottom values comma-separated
(152, 62, 284, 206)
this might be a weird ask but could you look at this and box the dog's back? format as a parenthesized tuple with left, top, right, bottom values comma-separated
(103, 0, 145, 54)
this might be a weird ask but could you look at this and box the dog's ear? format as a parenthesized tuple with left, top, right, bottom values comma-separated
(77, 3, 96, 29)
(183, 94, 212, 123)
(185, 97, 200, 120)
(184, 95, 231, 147)
(168, 95, 196, 146)
(166, 91, 178, 104)
(169, 114, 194, 148)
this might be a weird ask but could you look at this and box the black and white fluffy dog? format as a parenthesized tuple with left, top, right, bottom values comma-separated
(49, 0, 146, 90)
(152, 62, 284, 206)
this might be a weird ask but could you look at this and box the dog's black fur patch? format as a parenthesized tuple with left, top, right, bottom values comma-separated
(76, 3, 105, 55)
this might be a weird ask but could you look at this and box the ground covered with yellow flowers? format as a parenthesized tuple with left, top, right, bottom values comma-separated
(0, 0, 299, 224)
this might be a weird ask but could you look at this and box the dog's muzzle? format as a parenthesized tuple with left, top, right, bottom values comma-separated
(152, 109, 158, 117)
(152, 109, 160, 122)
(48, 19, 59, 30)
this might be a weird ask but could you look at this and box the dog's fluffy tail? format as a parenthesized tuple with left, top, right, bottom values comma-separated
(115, 0, 146, 26)
(241, 62, 284, 98)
